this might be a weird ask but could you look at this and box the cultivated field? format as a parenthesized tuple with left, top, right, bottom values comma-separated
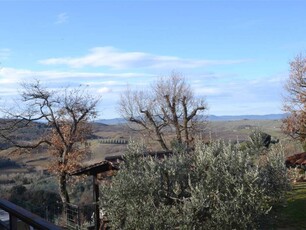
(0, 119, 300, 172)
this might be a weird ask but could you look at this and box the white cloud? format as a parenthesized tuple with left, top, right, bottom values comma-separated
(0, 67, 153, 83)
(0, 67, 33, 84)
(0, 67, 154, 99)
(0, 48, 11, 60)
(55, 13, 68, 24)
(39, 46, 250, 69)
(97, 87, 112, 93)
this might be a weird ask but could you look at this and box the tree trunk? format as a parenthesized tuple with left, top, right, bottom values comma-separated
(142, 109, 169, 150)
(165, 95, 182, 144)
(58, 172, 70, 204)
(156, 134, 169, 151)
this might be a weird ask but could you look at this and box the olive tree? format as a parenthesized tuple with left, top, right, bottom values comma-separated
(0, 81, 100, 204)
(119, 73, 207, 150)
(100, 140, 290, 229)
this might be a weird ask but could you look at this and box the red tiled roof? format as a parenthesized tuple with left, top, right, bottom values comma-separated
(70, 161, 119, 176)
(285, 152, 306, 167)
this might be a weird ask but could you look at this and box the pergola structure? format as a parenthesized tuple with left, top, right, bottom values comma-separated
(70, 161, 119, 230)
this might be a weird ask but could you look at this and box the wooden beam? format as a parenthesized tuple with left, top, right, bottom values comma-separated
(93, 174, 100, 230)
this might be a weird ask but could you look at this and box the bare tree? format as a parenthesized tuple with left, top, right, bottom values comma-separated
(0, 81, 100, 203)
(283, 54, 306, 147)
(119, 73, 207, 150)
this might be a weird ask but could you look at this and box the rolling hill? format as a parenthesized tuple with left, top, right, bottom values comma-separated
(96, 114, 287, 125)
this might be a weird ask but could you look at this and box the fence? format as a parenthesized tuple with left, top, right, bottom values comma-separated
(65, 203, 96, 230)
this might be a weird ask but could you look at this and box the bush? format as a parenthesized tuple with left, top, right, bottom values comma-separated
(258, 144, 291, 203)
(100, 140, 290, 229)
(9, 185, 27, 205)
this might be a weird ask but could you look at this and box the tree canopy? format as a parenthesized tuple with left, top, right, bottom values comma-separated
(283, 54, 306, 148)
(0, 81, 100, 203)
(119, 73, 207, 151)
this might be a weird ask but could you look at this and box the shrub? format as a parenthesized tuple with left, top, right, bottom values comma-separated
(9, 185, 27, 206)
(258, 144, 291, 203)
(100, 140, 290, 229)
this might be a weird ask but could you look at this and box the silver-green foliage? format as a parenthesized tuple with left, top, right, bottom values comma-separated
(100, 140, 290, 229)
(258, 144, 291, 203)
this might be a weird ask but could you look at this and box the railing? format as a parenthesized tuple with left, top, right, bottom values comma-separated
(0, 198, 62, 230)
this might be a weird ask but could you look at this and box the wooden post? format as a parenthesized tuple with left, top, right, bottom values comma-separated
(93, 174, 100, 230)
(9, 214, 18, 230)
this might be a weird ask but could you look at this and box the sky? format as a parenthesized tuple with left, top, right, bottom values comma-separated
(0, 0, 305, 119)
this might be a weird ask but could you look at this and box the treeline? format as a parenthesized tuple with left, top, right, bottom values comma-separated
(99, 138, 128, 144)
(0, 157, 21, 168)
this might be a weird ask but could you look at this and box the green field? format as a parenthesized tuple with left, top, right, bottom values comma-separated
(264, 182, 306, 229)
(206, 119, 284, 140)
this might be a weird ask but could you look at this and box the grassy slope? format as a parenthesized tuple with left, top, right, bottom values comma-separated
(282, 182, 306, 229)
(266, 182, 306, 230)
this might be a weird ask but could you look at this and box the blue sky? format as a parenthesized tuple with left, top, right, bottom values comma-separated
(0, 0, 305, 118)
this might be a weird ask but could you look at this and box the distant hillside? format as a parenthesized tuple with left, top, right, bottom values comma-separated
(96, 114, 288, 125)
(207, 114, 288, 121)
(96, 118, 126, 125)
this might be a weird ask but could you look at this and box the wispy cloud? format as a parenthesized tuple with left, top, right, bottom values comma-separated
(97, 87, 112, 94)
(39, 46, 250, 69)
(0, 67, 154, 97)
(189, 70, 287, 115)
(55, 13, 68, 24)
(0, 48, 11, 60)
(0, 66, 141, 117)
(0, 66, 285, 117)
(0, 67, 153, 82)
